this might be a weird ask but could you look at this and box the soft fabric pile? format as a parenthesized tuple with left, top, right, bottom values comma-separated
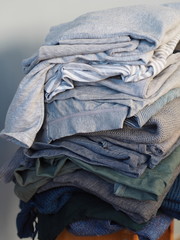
(0, 2, 180, 240)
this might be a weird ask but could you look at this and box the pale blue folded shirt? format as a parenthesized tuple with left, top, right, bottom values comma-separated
(0, 3, 180, 148)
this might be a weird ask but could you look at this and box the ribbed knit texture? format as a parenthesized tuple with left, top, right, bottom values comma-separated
(161, 174, 180, 213)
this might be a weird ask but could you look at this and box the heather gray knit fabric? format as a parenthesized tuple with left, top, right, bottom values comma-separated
(45, 3, 180, 46)
(23, 3, 180, 73)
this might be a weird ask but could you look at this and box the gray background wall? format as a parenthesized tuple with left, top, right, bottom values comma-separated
(0, 0, 180, 239)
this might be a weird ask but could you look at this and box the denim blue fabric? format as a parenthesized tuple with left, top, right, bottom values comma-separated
(16, 186, 79, 239)
(137, 213, 172, 240)
(67, 219, 122, 236)
(21, 186, 79, 214)
(13, 141, 147, 185)
(16, 200, 37, 239)
(161, 209, 180, 220)
(32, 135, 148, 177)
(67, 213, 172, 240)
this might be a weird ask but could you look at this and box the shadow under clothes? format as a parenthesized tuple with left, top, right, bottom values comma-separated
(37, 192, 146, 240)
(16, 190, 146, 240)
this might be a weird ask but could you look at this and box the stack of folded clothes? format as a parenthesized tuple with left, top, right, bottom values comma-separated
(0, 2, 180, 240)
